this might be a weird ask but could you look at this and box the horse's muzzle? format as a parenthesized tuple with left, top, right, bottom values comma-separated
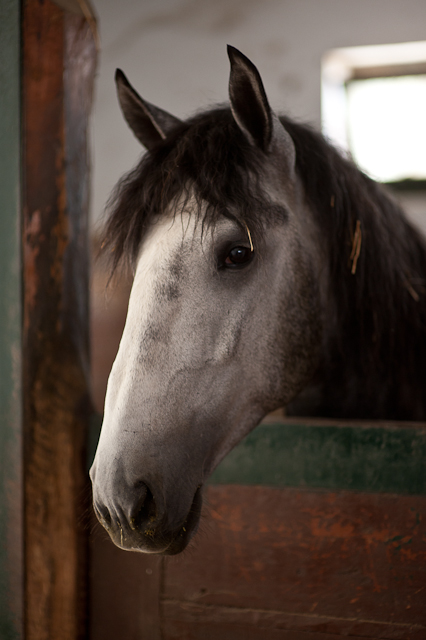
(91, 479, 203, 555)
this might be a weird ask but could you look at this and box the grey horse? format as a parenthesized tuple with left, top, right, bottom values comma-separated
(90, 46, 426, 555)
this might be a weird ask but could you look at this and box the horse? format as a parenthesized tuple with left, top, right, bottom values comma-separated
(90, 46, 426, 555)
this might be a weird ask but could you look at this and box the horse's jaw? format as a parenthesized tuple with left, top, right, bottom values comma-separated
(90, 387, 268, 554)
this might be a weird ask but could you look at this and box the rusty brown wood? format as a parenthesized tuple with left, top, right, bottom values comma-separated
(89, 518, 163, 640)
(161, 603, 426, 640)
(22, 1, 96, 638)
(162, 485, 426, 639)
(161, 603, 383, 640)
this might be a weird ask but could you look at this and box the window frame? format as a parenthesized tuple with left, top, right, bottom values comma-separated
(321, 41, 426, 187)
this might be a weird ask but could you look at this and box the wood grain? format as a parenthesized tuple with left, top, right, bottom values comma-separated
(162, 485, 426, 639)
(22, 1, 96, 638)
(89, 518, 163, 640)
(0, 1, 23, 638)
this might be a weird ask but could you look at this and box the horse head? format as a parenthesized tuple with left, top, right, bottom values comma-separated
(90, 47, 323, 554)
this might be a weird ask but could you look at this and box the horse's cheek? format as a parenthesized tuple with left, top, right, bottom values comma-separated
(271, 262, 322, 405)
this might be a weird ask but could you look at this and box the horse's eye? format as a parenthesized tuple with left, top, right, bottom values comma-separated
(224, 246, 253, 267)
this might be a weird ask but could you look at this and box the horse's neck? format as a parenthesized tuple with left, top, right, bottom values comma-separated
(290, 205, 426, 422)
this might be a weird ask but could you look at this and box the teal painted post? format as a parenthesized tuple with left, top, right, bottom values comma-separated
(0, 1, 23, 639)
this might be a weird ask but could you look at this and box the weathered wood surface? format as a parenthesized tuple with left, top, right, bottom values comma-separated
(22, 0, 96, 638)
(0, 1, 23, 639)
(89, 517, 163, 640)
(90, 482, 426, 639)
(210, 420, 426, 494)
(88, 415, 426, 638)
(162, 485, 426, 639)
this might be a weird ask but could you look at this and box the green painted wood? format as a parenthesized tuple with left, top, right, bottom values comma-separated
(89, 415, 426, 495)
(0, 1, 23, 639)
(209, 420, 426, 494)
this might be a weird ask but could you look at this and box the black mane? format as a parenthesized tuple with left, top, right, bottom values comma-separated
(102, 107, 426, 420)
(281, 117, 426, 420)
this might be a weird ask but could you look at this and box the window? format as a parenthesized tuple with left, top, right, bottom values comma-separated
(322, 41, 426, 184)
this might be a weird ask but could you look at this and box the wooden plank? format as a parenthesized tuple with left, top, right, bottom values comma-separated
(89, 518, 163, 640)
(0, 1, 23, 639)
(162, 602, 426, 640)
(210, 420, 426, 494)
(22, 1, 96, 638)
(163, 485, 426, 638)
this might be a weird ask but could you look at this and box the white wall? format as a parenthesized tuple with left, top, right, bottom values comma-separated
(90, 0, 426, 228)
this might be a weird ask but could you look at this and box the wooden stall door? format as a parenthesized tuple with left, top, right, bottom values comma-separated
(90, 418, 426, 640)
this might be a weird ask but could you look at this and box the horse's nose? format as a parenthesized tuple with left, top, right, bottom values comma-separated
(93, 499, 112, 529)
(92, 475, 202, 554)
(93, 480, 160, 544)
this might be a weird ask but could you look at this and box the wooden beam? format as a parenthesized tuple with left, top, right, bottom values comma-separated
(22, 1, 96, 637)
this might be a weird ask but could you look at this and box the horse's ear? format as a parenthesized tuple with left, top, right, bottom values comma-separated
(227, 46, 295, 165)
(227, 45, 272, 152)
(115, 69, 182, 150)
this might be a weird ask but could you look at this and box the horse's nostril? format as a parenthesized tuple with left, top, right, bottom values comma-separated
(94, 502, 112, 528)
(130, 483, 157, 531)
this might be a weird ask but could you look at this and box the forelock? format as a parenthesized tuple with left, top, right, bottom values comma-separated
(100, 107, 270, 274)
